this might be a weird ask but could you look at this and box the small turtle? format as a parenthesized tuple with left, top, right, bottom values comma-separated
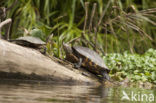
(63, 43, 110, 80)
(10, 36, 46, 54)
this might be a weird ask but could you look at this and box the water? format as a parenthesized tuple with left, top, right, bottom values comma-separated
(0, 80, 155, 103)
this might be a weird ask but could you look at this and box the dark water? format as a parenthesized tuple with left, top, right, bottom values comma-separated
(0, 80, 155, 103)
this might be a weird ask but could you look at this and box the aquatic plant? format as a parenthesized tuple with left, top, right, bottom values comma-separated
(104, 48, 156, 84)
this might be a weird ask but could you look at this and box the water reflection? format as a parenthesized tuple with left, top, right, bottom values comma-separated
(0, 80, 155, 103)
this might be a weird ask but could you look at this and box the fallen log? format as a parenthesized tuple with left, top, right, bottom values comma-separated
(0, 39, 99, 84)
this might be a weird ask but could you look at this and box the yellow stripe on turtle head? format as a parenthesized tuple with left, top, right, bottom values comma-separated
(88, 61, 93, 66)
(84, 57, 88, 62)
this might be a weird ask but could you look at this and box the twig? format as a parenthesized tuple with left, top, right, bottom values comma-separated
(0, 7, 6, 20)
(94, 0, 111, 51)
(97, 0, 111, 28)
(94, 27, 98, 51)
(0, 0, 18, 19)
(46, 33, 54, 43)
(6, 0, 18, 11)
(81, 38, 94, 47)
(81, 2, 96, 47)
(4, 19, 12, 40)
(108, 21, 117, 38)
(127, 29, 134, 53)
(139, 8, 156, 14)
(89, 3, 97, 34)
(67, 36, 81, 44)
(0, 0, 18, 39)
(82, 2, 89, 39)
(104, 24, 108, 55)
(0, 18, 12, 40)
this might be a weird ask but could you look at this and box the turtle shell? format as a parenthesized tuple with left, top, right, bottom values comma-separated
(72, 46, 110, 74)
(16, 36, 45, 45)
(11, 36, 46, 48)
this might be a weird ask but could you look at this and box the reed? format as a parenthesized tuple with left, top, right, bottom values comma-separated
(1, 0, 156, 57)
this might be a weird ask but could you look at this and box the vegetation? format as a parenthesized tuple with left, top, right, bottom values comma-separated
(0, 0, 156, 84)
(104, 48, 156, 84)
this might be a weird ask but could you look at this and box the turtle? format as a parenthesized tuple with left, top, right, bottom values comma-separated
(10, 36, 46, 54)
(63, 43, 110, 80)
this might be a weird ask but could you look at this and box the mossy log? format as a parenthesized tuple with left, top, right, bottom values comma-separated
(0, 39, 99, 84)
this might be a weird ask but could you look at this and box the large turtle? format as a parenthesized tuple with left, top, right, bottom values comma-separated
(63, 43, 110, 80)
(10, 36, 46, 53)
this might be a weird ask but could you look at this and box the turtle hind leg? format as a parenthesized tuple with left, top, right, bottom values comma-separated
(40, 46, 47, 55)
(102, 71, 110, 81)
(74, 58, 82, 69)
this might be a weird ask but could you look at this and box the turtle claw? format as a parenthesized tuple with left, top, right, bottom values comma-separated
(74, 58, 82, 69)
(43, 47, 47, 55)
(102, 71, 110, 81)
(74, 63, 81, 69)
(40, 46, 47, 55)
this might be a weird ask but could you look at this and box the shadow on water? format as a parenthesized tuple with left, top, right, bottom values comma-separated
(0, 79, 155, 103)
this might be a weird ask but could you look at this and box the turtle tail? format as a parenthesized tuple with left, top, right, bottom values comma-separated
(102, 71, 110, 80)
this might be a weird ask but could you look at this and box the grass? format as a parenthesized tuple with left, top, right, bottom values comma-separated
(1, 0, 155, 56)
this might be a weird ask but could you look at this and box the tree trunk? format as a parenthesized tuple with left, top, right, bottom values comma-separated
(0, 39, 99, 85)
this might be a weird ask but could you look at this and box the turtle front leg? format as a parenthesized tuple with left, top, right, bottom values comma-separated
(43, 46, 47, 55)
(74, 58, 83, 69)
(102, 71, 110, 81)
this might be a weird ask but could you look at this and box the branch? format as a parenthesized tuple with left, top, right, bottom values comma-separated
(0, 18, 12, 40)
(0, 18, 12, 29)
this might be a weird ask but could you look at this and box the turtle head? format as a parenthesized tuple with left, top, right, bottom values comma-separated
(63, 43, 79, 63)
(63, 43, 73, 54)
